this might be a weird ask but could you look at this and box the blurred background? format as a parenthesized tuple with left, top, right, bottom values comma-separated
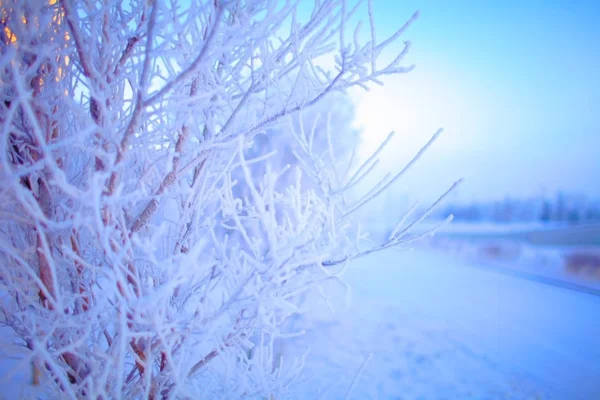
(345, 0, 600, 288)
(289, 1, 600, 399)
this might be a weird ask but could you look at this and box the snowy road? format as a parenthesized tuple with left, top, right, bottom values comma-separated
(293, 248, 600, 399)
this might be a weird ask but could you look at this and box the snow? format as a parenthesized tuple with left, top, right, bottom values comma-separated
(417, 220, 600, 236)
(3, 248, 599, 399)
(426, 221, 571, 234)
(422, 226, 600, 295)
(289, 248, 600, 399)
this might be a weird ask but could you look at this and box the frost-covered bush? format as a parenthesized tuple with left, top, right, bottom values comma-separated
(0, 0, 453, 398)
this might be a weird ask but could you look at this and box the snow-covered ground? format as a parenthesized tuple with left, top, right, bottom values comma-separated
(2, 248, 599, 399)
(289, 248, 600, 399)
(423, 221, 600, 246)
(422, 221, 575, 234)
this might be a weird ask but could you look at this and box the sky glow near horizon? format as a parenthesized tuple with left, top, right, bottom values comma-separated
(300, 0, 600, 204)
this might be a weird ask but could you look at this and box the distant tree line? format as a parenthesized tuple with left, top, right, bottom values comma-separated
(435, 192, 600, 224)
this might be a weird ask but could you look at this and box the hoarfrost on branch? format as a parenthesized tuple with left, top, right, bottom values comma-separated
(0, 0, 454, 398)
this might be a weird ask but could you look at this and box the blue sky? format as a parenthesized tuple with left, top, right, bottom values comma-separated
(303, 0, 600, 203)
